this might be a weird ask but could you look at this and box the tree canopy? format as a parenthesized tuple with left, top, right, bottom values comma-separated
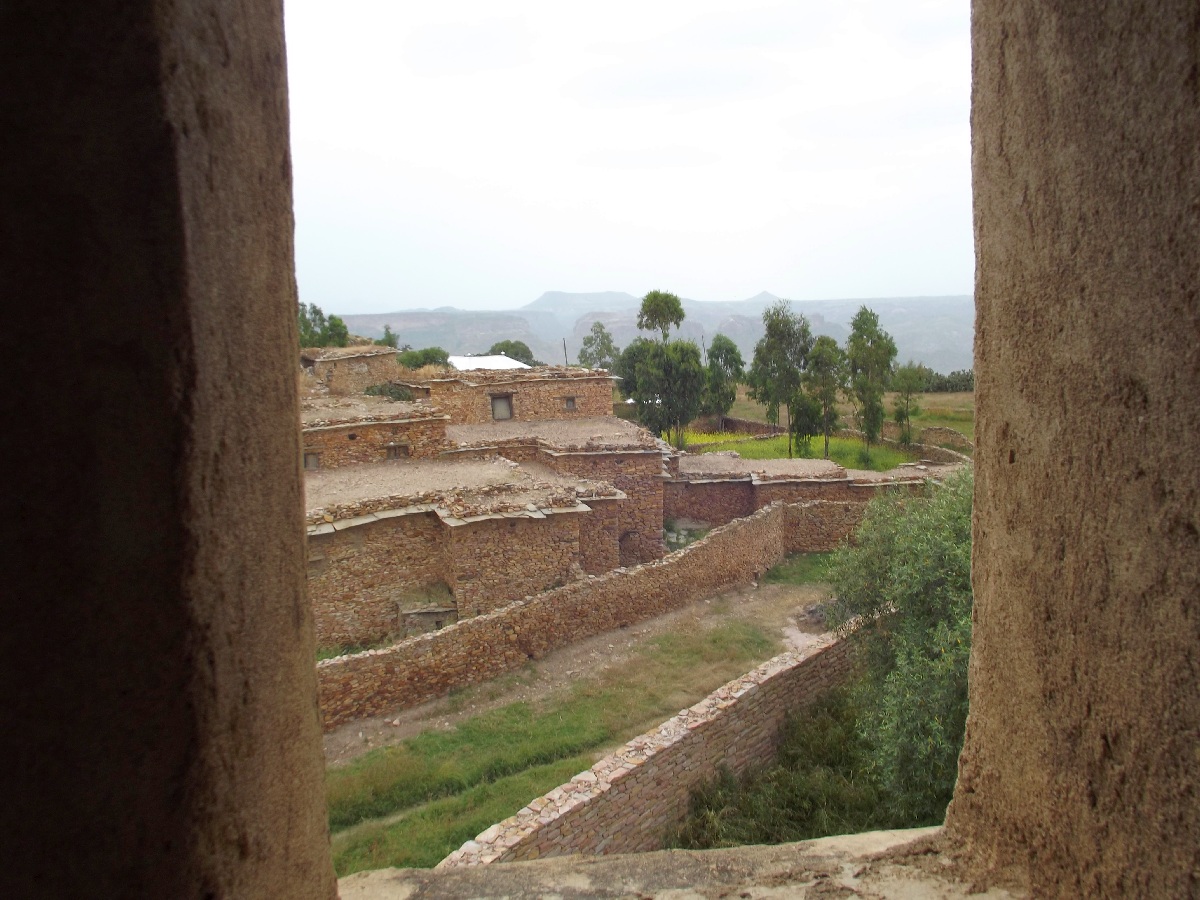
(298, 303, 349, 348)
(701, 333, 744, 425)
(826, 470, 973, 822)
(746, 301, 814, 456)
(845, 306, 897, 458)
(631, 340, 705, 449)
(577, 321, 620, 370)
(891, 361, 925, 446)
(487, 340, 542, 366)
(803, 335, 846, 459)
(374, 325, 399, 348)
(636, 290, 685, 341)
(397, 346, 450, 369)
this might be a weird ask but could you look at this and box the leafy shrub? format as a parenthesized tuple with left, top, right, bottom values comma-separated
(398, 346, 449, 369)
(825, 469, 973, 822)
(364, 383, 413, 402)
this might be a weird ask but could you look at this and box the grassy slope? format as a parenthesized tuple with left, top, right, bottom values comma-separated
(328, 620, 778, 874)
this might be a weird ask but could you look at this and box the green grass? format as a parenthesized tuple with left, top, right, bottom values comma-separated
(333, 755, 593, 873)
(763, 553, 833, 586)
(326, 621, 779, 872)
(696, 434, 913, 472)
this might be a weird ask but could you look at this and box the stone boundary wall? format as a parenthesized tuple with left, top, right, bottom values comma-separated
(316, 500, 862, 729)
(690, 415, 784, 436)
(440, 637, 857, 866)
(302, 416, 451, 467)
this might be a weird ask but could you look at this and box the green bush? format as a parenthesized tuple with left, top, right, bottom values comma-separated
(364, 383, 413, 402)
(825, 469, 973, 822)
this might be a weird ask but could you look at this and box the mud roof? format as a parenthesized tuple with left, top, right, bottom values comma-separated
(300, 395, 443, 427)
(300, 345, 397, 361)
(304, 457, 621, 525)
(447, 416, 662, 452)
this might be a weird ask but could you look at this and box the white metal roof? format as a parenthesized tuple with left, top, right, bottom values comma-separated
(447, 354, 533, 371)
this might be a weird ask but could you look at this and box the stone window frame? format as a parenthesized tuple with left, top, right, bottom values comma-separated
(563, 396, 577, 411)
(303, 451, 320, 471)
(385, 443, 409, 460)
(490, 393, 514, 421)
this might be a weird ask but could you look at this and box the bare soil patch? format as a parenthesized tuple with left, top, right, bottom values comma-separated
(324, 578, 831, 768)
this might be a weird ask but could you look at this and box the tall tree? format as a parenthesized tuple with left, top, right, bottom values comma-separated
(633, 340, 704, 449)
(746, 301, 814, 457)
(891, 362, 925, 446)
(375, 325, 399, 348)
(615, 337, 655, 399)
(845, 306, 897, 460)
(701, 334, 744, 428)
(636, 289, 685, 341)
(298, 302, 349, 348)
(578, 321, 620, 370)
(804, 335, 847, 459)
(488, 340, 542, 366)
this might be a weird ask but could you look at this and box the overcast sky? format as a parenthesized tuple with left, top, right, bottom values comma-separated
(284, 1, 972, 314)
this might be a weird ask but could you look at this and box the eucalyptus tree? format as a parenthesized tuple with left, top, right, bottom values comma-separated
(746, 300, 813, 457)
(845, 306, 897, 460)
(636, 289, 685, 341)
(702, 333, 745, 428)
(804, 335, 847, 459)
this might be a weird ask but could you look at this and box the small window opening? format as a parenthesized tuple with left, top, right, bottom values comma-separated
(491, 394, 513, 420)
(564, 396, 577, 411)
(347, 433, 358, 441)
(303, 452, 320, 471)
(386, 444, 409, 460)
(434, 619, 444, 630)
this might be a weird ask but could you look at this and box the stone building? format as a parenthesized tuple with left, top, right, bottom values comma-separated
(300, 396, 452, 468)
(7, 2, 1196, 897)
(400, 366, 615, 424)
(301, 345, 402, 395)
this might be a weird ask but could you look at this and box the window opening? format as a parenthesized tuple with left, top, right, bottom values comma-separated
(303, 451, 320, 471)
(491, 394, 513, 420)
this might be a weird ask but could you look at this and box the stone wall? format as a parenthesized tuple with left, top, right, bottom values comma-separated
(664, 478, 756, 524)
(544, 448, 665, 565)
(302, 416, 450, 468)
(441, 638, 857, 865)
(427, 372, 613, 424)
(447, 511, 584, 616)
(306, 350, 401, 396)
(577, 496, 621, 575)
(307, 510, 448, 647)
(317, 500, 863, 729)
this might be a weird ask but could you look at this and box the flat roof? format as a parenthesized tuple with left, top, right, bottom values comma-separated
(447, 416, 662, 451)
(678, 453, 845, 480)
(448, 354, 532, 371)
(301, 345, 396, 361)
(304, 457, 619, 520)
(300, 395, 441, 426)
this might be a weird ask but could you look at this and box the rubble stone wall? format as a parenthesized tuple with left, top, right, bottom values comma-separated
(302, 417, 450, 467)
(308, 352, 401, 395)
(429, 375, 613, 425)
(577, 497, 621, 575)
(307, 511, 447, 647)
(546, 450, 665, 565)
(317, 500, 862, 729)
(447, 512, 583, 616)
(784, 502, 865, 552)
(440, 637, 856, 866)
(663, 479, 756, 525)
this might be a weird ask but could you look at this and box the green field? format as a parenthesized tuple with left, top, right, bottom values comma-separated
(327, 620, 778, 875)
(694, 434, 913, 472)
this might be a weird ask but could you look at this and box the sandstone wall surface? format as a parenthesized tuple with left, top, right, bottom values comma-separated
(317, 500, 862, 729)
(945, 3, 1200, 896)
(307, 511, 448, 647)
(303, 417, 450, 467)
(441, 638, 857, 865)
(310, 351, 401, 396)
(429, 374, 612, 424)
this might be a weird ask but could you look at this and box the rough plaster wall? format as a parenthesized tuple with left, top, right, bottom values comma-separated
(946, 2, 1199, 895)
(0, 1, 335, 896)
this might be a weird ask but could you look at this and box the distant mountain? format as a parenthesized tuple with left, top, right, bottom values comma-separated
(340, 292, 975, 375)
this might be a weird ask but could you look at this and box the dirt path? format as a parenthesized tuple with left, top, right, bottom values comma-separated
(324, 579, 831, 768)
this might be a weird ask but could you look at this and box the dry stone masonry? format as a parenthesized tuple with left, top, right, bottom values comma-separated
(440, 637, 858, 865)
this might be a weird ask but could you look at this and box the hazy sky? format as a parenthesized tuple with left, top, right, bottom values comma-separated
(284, 1, 972, 314)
